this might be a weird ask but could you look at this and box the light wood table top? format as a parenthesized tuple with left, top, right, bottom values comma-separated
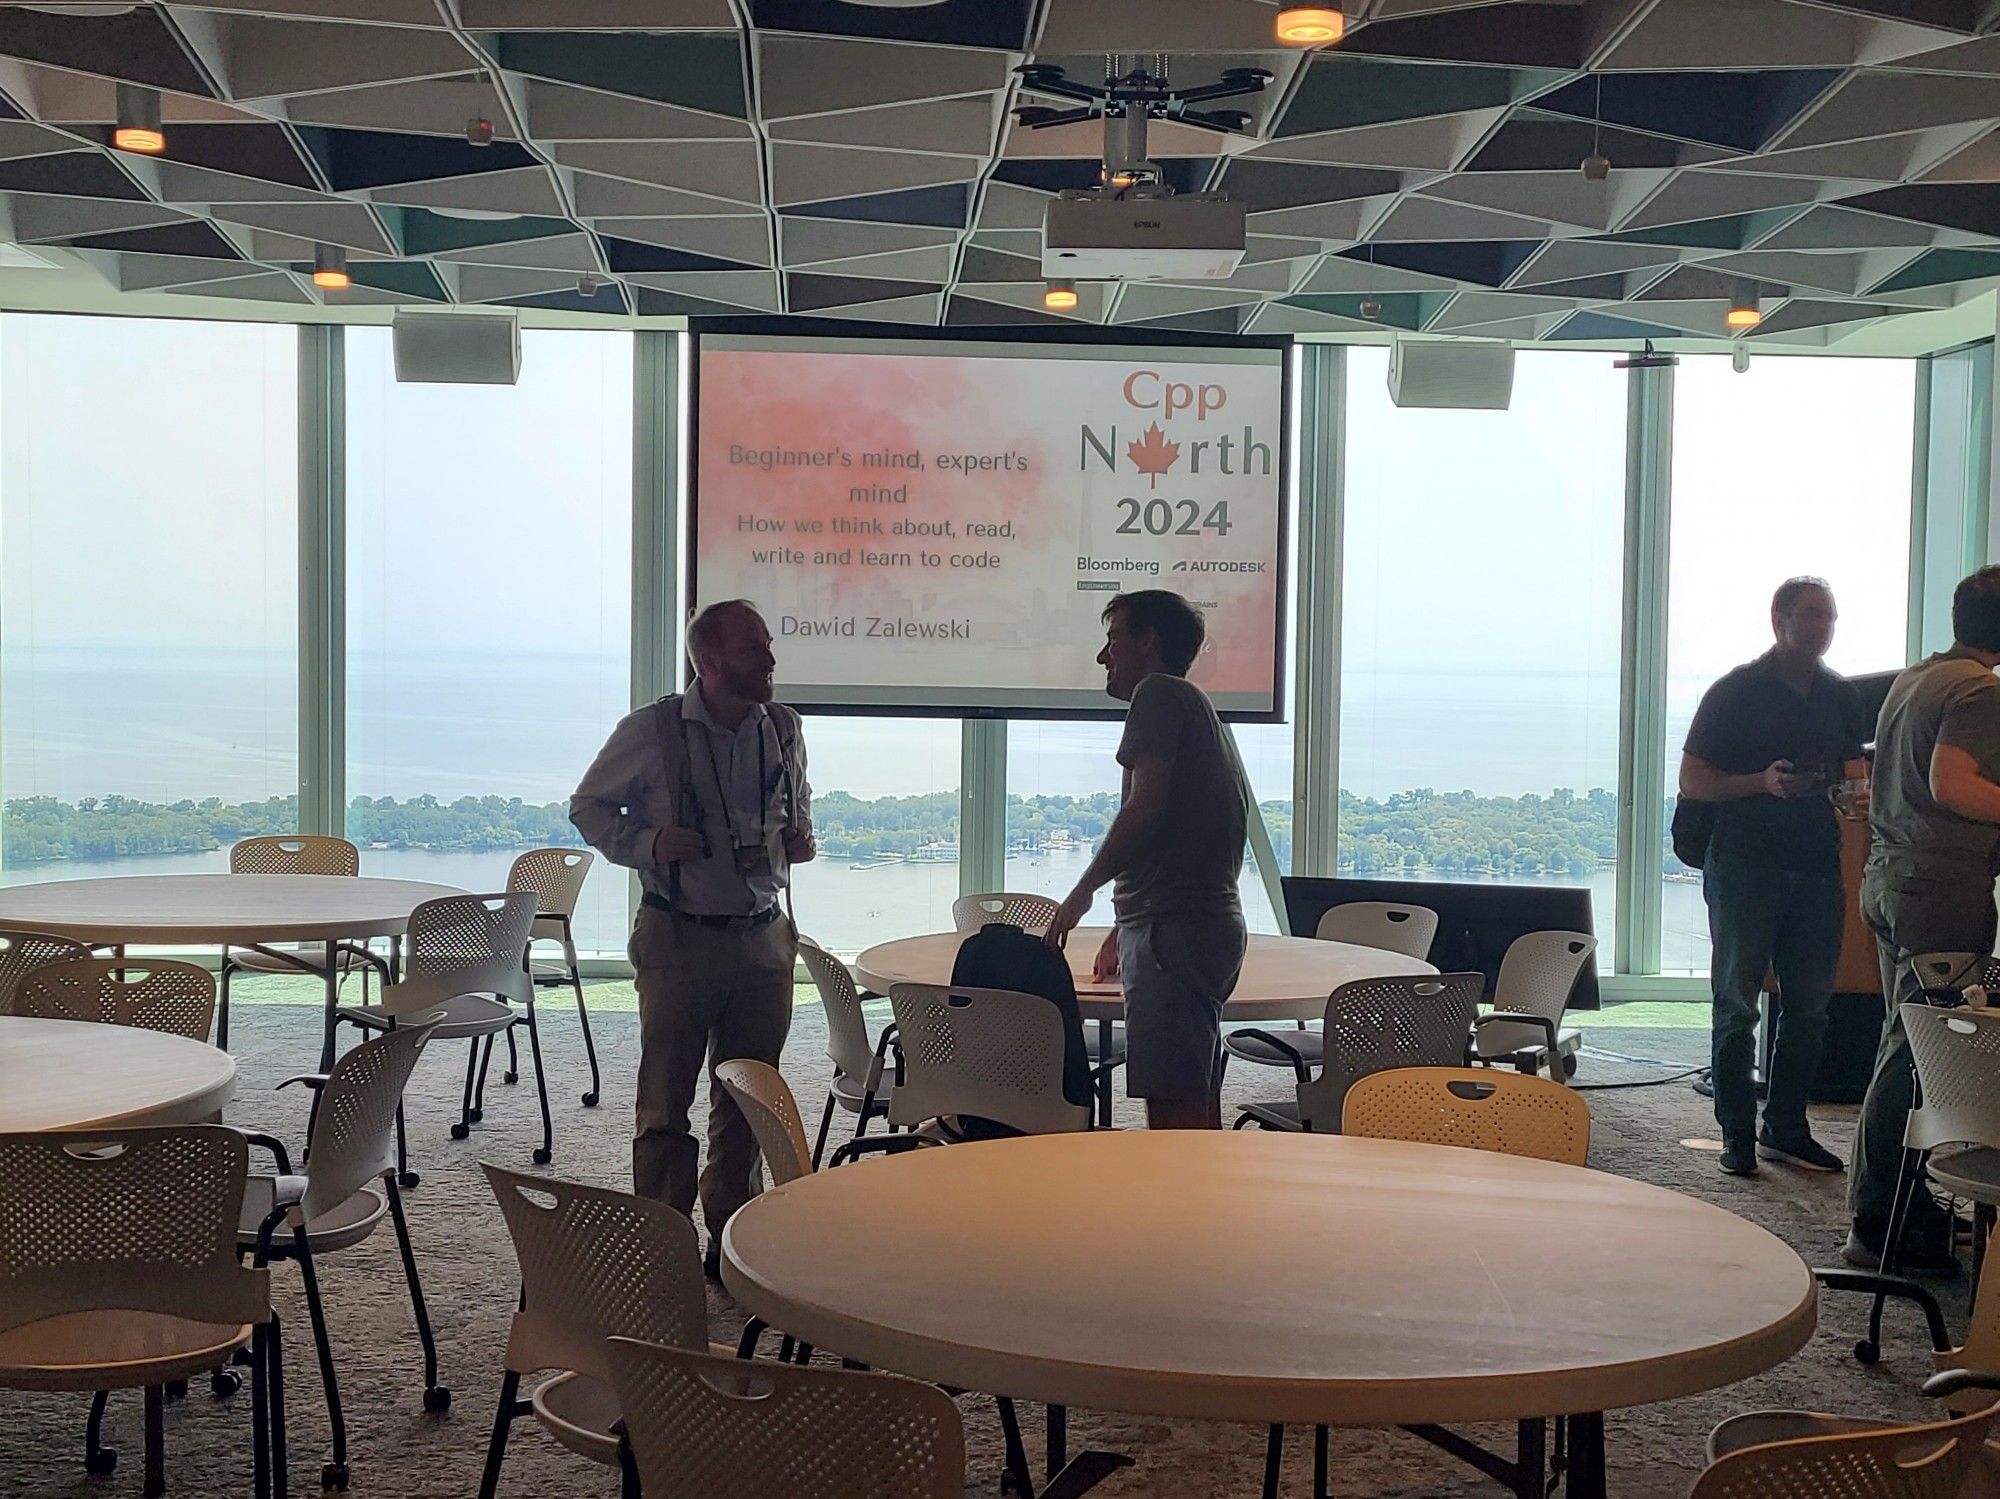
(854, 928, 1436, 1023)
(722, 1130, 1815, 1428)
(0, 874, 463, 945)
(0, 1016, 236, 1131)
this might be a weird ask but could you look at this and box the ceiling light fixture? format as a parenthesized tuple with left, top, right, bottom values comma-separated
(1725, 284, 1762, 331)
(1044, 280, 1079, 312)
(112, 83, 164, 155)
(1276, 6, 1345, 45)
(578, 272, 604, 296)
(311, 244, 350, 291)
(465, 116, 495, 146)
(1581, 74, 1609, 181)
(1359, 296, 1381, 320)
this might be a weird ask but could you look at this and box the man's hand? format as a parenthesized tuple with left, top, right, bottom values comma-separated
(1091, 929, 1121, 983)
(781, 826, 817, 864)
(1045, 887, 1093, 951)
(651, 825, 705, 864)
(1758, 759, 1823, 799)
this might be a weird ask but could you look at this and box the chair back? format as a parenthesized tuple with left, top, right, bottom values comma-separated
(0, 928, 91, 1010)
(715, 1060, 814, 1188)
(1690, 1399, 2000, 1499)
(482, 1164, 705, 1382)
(1901, 1003, 2000, 1156)
(1314, 901, 1440, 962)
(608, 1337, 965, 1499)
(1296, 972, 1482, 1131)
(10, 957, 216, 1043)
(297, 1021, 437, 1222)
(1342, 1066, 1591, 1166)
(230, 835, 359, 877)
(0, 1126, 268, 1335)
(951, 892, 1060, 936)
(886, 983, 1090, 1137)
(1475, 929, 1597, 1060)
(1903, 952, 2000, 1001)
(799, 936, 878, 1086)
(506, 847, 595, 919)
(381, 892, 537, 1015)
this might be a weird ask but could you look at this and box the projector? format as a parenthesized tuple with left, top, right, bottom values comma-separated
(1042, 196, 1246, 281)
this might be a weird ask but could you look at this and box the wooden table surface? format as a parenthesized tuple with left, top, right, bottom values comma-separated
(0, 1016, 236, 1131)
(722, 1130, 1815, 1429)
(855, 928, 1438, 1022)
(0, 873, 464, 944)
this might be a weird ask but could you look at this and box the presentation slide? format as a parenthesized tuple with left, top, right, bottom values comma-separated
(692, 334, 1288, 717)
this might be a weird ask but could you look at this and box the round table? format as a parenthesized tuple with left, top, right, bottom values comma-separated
(723, 1131, 1815, 1498)
(0, 1015, 236, 1130)
(0, 874, 463, 1067)
(855, 927, 1435, 1023)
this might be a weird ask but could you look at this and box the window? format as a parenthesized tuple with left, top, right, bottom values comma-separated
(1662, 355, 1916, 972)
(791, 717, 961, 957)
(345, 329, 633, 954)
(1339, 349, 1627, 962)
(0, 314, 298, 884)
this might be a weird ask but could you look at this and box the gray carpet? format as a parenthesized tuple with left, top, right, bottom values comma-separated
(0, 998, 1961, 1499)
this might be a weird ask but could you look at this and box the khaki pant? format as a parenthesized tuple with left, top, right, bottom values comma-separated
(629, 903, 795, 1235)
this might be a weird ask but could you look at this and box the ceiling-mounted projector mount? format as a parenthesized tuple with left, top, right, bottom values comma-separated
(1013, 54, 1271, 139)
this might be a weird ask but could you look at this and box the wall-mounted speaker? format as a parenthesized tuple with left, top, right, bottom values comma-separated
(1387, 337, 1514, 410)
(391, 310, 521, 385)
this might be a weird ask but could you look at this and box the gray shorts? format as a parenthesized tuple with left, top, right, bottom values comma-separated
(1119, 914, 1247, 1102)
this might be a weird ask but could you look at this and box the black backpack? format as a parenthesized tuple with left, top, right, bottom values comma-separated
(948, 921, 1094, 1111)
(1670, 796, 1715, 870)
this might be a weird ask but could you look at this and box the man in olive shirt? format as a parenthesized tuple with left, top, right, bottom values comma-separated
(1847, 566, 2000, 1274)
(1681, 578, 1863, 1179)
(1046, 590, 1251, 1130)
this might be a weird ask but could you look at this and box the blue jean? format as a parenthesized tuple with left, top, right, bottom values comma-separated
(1704, 853, 1844, 1145)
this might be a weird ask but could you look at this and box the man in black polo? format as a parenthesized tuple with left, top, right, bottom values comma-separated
(1681, 576, 1863, 1179)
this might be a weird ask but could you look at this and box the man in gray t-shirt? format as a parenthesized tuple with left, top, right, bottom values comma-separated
(1845, 565, 2000, 1275)
(1046, 590, 1251, 1129)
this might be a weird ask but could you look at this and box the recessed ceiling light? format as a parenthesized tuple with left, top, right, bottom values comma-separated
(112, 83, 164, 155)
(311, 244, 350, 291)
(1276, 6, 1345, 45)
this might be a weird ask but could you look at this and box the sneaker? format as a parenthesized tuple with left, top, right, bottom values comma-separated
(1841, 1226, 1963, 1279)
(1756, 1131, 1844, 1173)
(1719, 1139, 1759, 1176)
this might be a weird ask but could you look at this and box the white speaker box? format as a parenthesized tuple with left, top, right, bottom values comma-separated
(392, 310, 521, 385)
(1386, 338, 1515, 410)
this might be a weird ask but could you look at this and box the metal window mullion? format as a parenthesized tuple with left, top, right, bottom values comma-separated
(626, 330, 680, 943)
(1292, 343, 1344, 877)
(1909, 356, 1934, 664)
(297, 323, 344, 839)
(960, 718, 1005, 895)
(1615, 361, 1673, 977)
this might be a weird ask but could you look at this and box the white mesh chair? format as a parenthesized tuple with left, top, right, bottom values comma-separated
(9, 957, 216, 1043)
(715, 1059, 814, 1191)
(337, 891, 544, 1180)
(608, 1337, 966, 1499)
(237, 1019, 448, 1491)
(799, 937, 896, 1167)
(1694, 1385, 2000, 1499)
(885, 982, 1093, 1141)
(1233, 973, 1482, 1133)
(0, 927, 91, 1009)
(0, 1126, 282, 1499)
(477, 1164, 711, 1499)
(220, 835, 383, 1051)
(1471, 930, 1598, 1083)
(507, 848, 601, 1110)
(952, 892, 1061, 935)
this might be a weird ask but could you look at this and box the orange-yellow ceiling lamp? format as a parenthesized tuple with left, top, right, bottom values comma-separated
(112, 83, 164, 154)
(311, 244, 350, 291)
(1043, 280, 1079, 312)
(1276, 6, 1345, 45)
(1726, 283, 1763, 331)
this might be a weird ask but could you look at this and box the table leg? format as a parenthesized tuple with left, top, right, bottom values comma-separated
(1047, 1404, 1066, 1476)
(1095, 1020, 1114, 1128)
(1567, 1412, 1606, 1499)
(318, 941, 339, 1073)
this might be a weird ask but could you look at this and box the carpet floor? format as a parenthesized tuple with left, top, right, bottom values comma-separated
(0, 993, 1963, 1499)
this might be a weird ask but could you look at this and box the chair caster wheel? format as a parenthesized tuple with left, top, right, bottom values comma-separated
(504, 1071, 519, 1085)
(582, 1091, 599, 1108)
(165, 1378, 188, 1403)
(449, 1123, 470, 1141)
(1855, 1339, 1881, 1365)
(468, 1108, 483, 1124)
(1561, 1054, 1579, 1080)
(398, 1170, 421, 1189)
(423, 1386, 451, 1414)
(322, 1460, 350, 1491)
(85, 1447, 117, 1476)
(532, 1147, 552, 1165)
(210, 1369, 242, 1399)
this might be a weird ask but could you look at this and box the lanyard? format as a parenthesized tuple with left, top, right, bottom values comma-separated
(687, 712, 770, 850)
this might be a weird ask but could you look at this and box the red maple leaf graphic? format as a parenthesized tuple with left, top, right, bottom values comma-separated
(1127, 421, 1180, 488)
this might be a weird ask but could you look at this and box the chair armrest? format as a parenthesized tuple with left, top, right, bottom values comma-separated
(1813, 1268, 1951, 1352)
(1924, 1368, 2000, 1400)
(828, 1134, 930, 1168)
(276, 1073, 329, 1093)
(235, 1129, 295, 1175)
(1473, 1011, 1559, 1055)
(1232, 1028, 1313, 1085)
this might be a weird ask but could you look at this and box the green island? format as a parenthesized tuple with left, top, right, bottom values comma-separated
(1, 785, 1648, 879)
